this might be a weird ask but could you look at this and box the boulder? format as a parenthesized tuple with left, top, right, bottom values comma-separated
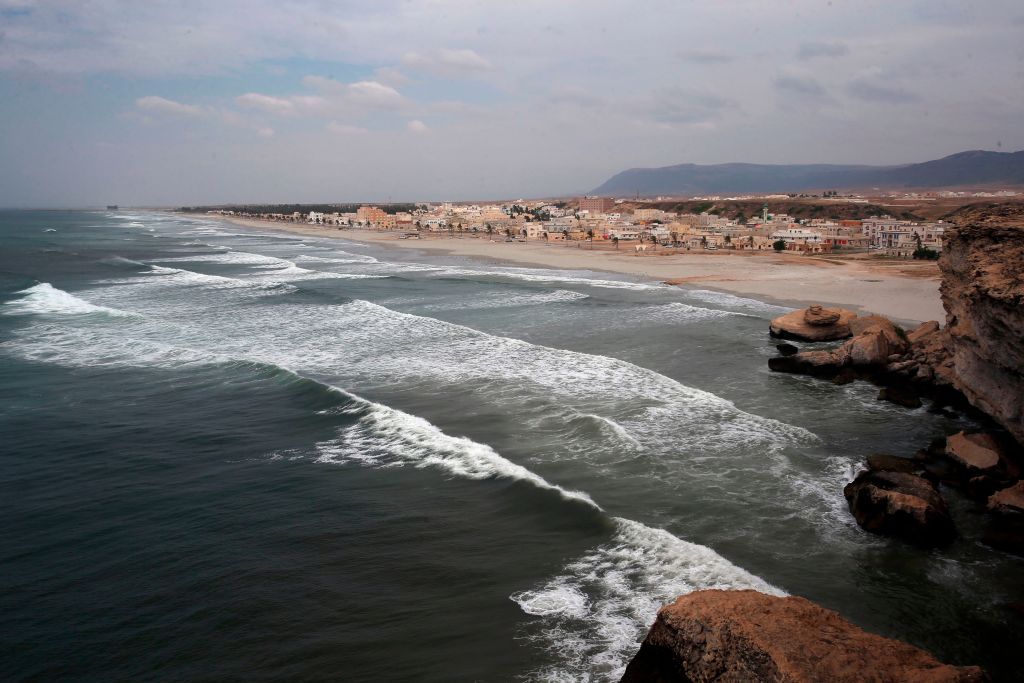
(946, 432, 1001, 473)
(769, 306, 857, 342)
(768, 350, 844, 376)
(620, 590, 985, 683)
(987, 481, 1024, 514)
(843, 470, 955, 546)
(878, 386, 923, 409)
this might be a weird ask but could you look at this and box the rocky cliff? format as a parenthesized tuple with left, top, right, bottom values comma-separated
(940, 223, 1024, 445)
(620, 590, 985, 682)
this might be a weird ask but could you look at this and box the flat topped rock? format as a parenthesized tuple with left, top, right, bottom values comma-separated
(988, 481, 1024, 514)
(620, 589, 985, 683)
(804, 304, 841, 326)
(946, 431, 1002, 472)
(843, 469, 955, 546)
(770, 306, 858, 342)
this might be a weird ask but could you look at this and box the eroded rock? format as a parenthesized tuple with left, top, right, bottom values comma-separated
(843, 469, 955, 546)
(620, 590, 985, 683)
(769, 305, 857, 342)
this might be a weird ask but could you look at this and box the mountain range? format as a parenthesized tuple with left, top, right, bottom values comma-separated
(591, 150, 1024, 197)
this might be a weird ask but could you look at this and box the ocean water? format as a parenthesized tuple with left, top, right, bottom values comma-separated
(1, 210, 1021, 682)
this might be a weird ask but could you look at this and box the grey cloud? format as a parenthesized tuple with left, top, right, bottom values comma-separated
(676, 49, 733, 65)
(797, 41, 849, 60)
(847, 80, 920, 104)
(774, 75, 831, 101)
(650, 89, 735, 125)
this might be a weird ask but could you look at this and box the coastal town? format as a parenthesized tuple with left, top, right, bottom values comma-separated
(202, 195, 958, 259)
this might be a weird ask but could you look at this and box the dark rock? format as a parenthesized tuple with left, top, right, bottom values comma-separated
(776, 342, 799, 356)
(620, 590, 986, 683)
(831, 368, 858, 385)
(982, 514, 1024, 556)
(843, 470, 955, 546)
(878, 386, 923, 409)
(866, 453, 920, 474)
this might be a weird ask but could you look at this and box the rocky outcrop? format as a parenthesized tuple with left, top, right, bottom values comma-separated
(946, 431, 1003, 473)
(940, 223, 1024, 445)
(769, 313, 914, 381)
(988, 481, 1024, 514)
(769, 305, 857, 341)
(843, 469, 956, 546)
(620, 590, 985, 682)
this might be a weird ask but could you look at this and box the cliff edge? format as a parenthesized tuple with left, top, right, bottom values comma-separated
(940, 223, 1024, 445)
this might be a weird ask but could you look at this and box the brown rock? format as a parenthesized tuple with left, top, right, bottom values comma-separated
(770, 306, 857, 342)
(907, 320, 941, 344)
(804, 304, 842, 326)
(620, 590, 985, 683)
(987, 480, 1024, 514)
(867, 453, 921, 474)
(946, 432, 1001, 472)
(843, 470, 955, 546)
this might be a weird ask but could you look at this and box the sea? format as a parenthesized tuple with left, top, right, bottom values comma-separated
(2, 209, 1022, 682)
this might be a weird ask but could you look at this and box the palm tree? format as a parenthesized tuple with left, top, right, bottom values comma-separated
(486, 223, 493, 236)
(700, 235, 708, 249)
(612, 236, 619, 250)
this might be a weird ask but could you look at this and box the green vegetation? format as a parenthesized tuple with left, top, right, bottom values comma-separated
(912, 247, 940, 260)
(772, 239, 787, 252)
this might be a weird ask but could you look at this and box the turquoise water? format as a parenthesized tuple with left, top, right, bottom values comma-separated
(1, 210, 1021, 681)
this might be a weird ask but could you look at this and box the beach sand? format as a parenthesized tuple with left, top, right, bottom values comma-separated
(208, 216, 945, 324)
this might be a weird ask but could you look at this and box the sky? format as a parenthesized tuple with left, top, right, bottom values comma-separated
(1, 0, 1022, 206)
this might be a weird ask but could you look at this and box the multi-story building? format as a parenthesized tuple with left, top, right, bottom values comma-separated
(578, 196, 615, 215)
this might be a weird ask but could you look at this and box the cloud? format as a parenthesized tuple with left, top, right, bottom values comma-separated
(402, 47, 491, 76)
(256, 127, 274, 137)
(236, 92, 294, 114)
(676, 49, 733, 65)
(407, 119, 428, 133)
(847, 80, 920, 104)
(648, 89, 734, 126)
(327, 121, 368, 135)
(774, 75, 831, 102)
(135, 95, 203, 116)
(347, 80, 405, 108)
(797, 41, 849, 60)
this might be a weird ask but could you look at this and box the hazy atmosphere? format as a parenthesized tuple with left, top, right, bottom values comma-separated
(2, 0, 1023, 204)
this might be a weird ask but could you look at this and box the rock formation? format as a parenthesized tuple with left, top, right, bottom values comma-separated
(940, 223, 1024, 445)
(620, 590, 986, 682)
(769, 304, 857, 341)
(843, 469, 956, 546)
(768, 222, 1024, 437)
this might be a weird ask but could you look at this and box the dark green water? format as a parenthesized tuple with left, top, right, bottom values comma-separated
(1, 210, 1021, 681)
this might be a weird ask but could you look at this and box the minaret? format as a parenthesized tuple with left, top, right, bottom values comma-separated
(762, 203, 769, 223)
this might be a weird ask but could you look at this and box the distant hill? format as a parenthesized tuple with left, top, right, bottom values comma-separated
(592, 150, 1024, 197)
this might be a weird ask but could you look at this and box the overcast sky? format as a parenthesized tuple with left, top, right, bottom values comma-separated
(1, 0, 1022, 206)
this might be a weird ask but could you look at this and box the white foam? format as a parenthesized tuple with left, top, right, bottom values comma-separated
(152, 251, 292, 269)
(432, 266, 664, 291)
(4, 283, 136, 318)
(297, 253, 379, 264)
(685, 289, 794, 316)
(417, 289, 590, 312)
(316, 397, 599, 508)
(512, 517, 785, 681)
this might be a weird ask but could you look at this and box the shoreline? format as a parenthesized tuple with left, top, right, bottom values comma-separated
(202, 214, 944, 324)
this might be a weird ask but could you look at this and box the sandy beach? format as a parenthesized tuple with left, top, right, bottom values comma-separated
(210, 216, 945, 324)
